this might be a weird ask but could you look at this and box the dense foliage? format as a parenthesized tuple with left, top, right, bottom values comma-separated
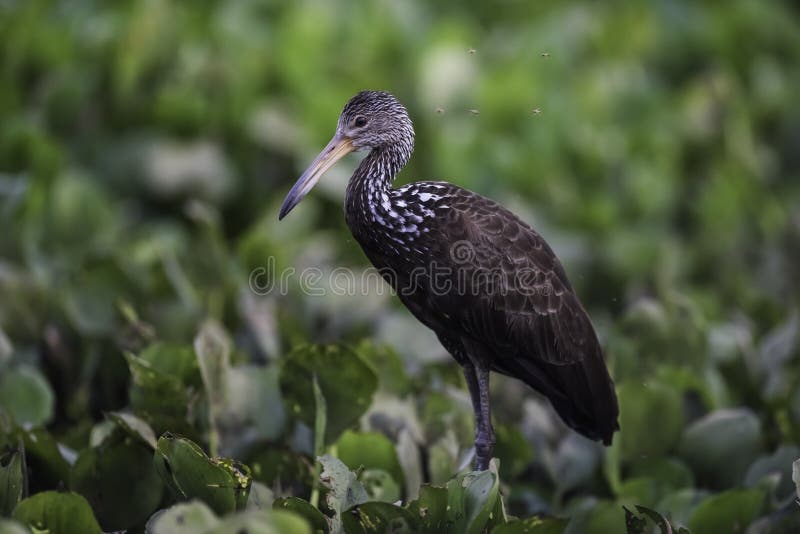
(1, 0, 800, 532)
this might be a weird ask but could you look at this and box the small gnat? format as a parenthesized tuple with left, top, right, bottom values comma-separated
(531, 108, 542, 115)
(468, 48, 477, 54)
(468, 109, 480, 115)
(435, 107, 445, 114)
(541, 52, 550, 58)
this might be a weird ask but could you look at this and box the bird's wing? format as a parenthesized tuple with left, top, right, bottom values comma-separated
(425, 187, 596, 366)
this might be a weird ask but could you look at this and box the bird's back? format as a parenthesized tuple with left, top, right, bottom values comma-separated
(349, 181, 619, 444)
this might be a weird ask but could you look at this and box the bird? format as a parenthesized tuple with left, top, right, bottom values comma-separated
(279, 90, 619, 471)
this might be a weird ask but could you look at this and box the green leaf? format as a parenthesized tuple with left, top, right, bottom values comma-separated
(565, 501, 626, 534)
(617, 381, 683, 462)
(154, 433, 251, 515)
(0, 519, 29, 534)
(624, 505, 679, 534)
(428, 431, 461, 485)
(0, 445, 25, 515)
(743, 445, 800, 505)
(654, 488, 708, 530)
(70, 434, 164, 531)
(13, 491, 102, 534)
(407, 484, 449, 531)
(145, 500, 220, 533)
(396, 428, 422, 502)
(359, 469, 401, 503)
(207, 509, 312, 534)
(493, 424, 534, 480)
(623, 507, 648, 534)
(678, 408, 763, 489)
(553, 433, 601, 497)
(445, 462, 501, 534)
(246, 481, 275, 511)
(226, 364, 286, 441)
(318, 454, 369, 533)
(106, 411, 158, 449)
(336, 430, 404, 487)
(139, 342, 202, 387)
(194, 320, 231, 457)
(125, 352, 190, 422)
(0, 365, 54, 426)
(342, 501, 417, 534)
(687, 488, 766, 534)
(274, 496, 329, 533)
(280, 344, 378, 444)
(492, 516, 568, 534)
(19, 428, 70, 492)
(627, 457, 694, 495)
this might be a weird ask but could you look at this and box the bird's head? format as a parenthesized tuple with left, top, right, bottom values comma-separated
(279, 90, 414, 220)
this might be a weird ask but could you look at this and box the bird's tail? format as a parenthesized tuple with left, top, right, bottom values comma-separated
(495, 342, 619, 444)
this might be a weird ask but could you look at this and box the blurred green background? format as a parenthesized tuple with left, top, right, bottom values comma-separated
(1, 0, 800, 532)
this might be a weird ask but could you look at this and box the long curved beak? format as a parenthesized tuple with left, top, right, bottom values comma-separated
(279, 133, 354, 220)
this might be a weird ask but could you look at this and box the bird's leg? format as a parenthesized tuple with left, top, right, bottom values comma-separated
(463, 363, 494, 471)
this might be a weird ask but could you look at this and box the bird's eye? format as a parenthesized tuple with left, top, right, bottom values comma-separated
(354, 116, 367, 128)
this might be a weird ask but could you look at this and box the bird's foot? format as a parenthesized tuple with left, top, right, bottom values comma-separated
(474, 431, 496, 471)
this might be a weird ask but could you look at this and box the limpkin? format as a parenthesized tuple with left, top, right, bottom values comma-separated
(280, 91, 619, 470)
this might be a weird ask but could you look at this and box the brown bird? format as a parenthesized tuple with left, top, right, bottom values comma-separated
(280, 91, 618, 470)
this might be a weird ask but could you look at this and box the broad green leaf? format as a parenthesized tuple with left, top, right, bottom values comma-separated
(745, 507, 800, 533)
(623, 507, 648, 534)
(743, 445, 800, 505)
(0, 519, 29, 534)
(553, 433, 601, 497)
(248, 447, 313, 493)
(359, 469, 401, 503)
(407, 484, 449, 531)
(336, 430, 404, 486)
(194, 320, 231, 457)
(0, 446, 24, 515)
(19, 428, 70, 493)
(246, 481, 275, 511)
(445, 462, 501, 534)
(0, 365, 54, 426)
(70, 434, 164, 531)
(13, 491, 102, 534)
(565, 501, 626, 534)
(396, 428, 422, 502)
(492, 516, 568, 534)
(342, 501, 417, 534)
(274, 496, 329, 533)
(206, 509, 312, 534)
(318, 454, 369, 533)
(617, 381, 683, 462)
(627, 457, 694, 495)
(428, 430, 461, 485)
(655, 488, 708, 531)
(493, 424, 534, 480)
(677, 408, 763, 489)
(154, 433, 251, 515)
(355, 341, 413, 396)
(107, 411, 158, 449)
(687, 488, 766, 534)
(125, 352, 190, 421)
(280, 344, 378, 444)
(617, 478, 660, 509)
(137, 343, 202, 386)
(145, 500, 220, 533)
(226, 364, 286, 441)
(624, 505, 678, 534)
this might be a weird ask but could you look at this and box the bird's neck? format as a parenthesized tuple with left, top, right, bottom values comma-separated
(345, 144, 410, 228)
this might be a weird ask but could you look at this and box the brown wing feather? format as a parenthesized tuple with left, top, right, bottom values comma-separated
(425, 186, 619, 443)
